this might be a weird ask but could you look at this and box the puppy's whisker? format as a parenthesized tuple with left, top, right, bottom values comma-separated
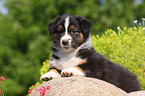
(51, 41, 55, 44)
(52, 51, 59, 57)
(51, 42, 60, 47)
(52, 45, 59, 50)
(51, 42, 57, 46)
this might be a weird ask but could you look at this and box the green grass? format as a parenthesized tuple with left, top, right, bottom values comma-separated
(28, 27, 145, 95)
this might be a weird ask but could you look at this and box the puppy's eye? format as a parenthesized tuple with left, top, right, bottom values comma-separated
(70, 31, 77, 34)
(71, 31, 80, 33)
(71, 31, 76, 33)
(58, 29, 62, 32)
(58, 28, 63, 32)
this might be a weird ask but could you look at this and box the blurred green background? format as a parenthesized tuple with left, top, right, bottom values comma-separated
(0, 0, 145, 95)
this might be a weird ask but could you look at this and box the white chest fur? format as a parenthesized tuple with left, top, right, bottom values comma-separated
(50, 48, 86, 70)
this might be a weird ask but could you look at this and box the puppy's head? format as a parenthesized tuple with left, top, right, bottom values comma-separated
(48, 13, 92, 50)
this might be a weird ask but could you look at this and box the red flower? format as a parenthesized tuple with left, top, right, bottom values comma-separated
(36, 86, 51, 96)
(47, 86, 50, 90)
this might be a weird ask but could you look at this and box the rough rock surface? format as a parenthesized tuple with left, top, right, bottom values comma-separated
(30, 76, 127, 96)
(125, 91, 145, 96)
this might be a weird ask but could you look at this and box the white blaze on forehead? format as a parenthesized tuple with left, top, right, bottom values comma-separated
(64, 16, 70, 35)
(60, 16, 72, 48)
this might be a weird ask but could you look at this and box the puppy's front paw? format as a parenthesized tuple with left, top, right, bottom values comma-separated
(61, 67, 85, 77)
(41, 69, 61, 81)
(41, 73, 53, 81)
(61, 70, 73, 77)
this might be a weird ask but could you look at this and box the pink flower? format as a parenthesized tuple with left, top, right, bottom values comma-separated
(30, 87, 33, 90)
(33, 85, 36, 87)
(42, 86, 46, 90)
(0, 76, 5, 84)
(0, 77, 5, 80)
(28, 91, 31, 93)
(36, 89, 41, 91)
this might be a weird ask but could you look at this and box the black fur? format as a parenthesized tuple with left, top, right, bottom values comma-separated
(48, 15, 61, 35)
(76, 15, 92, 39)
(77, 48, 141, 92)
(46, 13, 141, 93)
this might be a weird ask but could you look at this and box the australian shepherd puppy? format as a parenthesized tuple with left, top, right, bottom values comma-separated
(41, 13, 141, 92)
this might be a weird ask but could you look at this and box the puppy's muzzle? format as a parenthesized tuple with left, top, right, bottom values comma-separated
(60, 35, 72, 48)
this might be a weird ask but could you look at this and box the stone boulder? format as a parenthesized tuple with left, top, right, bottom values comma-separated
(125, 91, 145, 96)
(30, 76, 127, 96)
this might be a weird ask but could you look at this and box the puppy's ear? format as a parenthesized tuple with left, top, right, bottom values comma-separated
(76, 16, 92, 38)
(47, 15, 60, 35)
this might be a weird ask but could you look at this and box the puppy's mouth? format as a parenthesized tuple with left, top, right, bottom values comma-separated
(61, 45, 71, 49)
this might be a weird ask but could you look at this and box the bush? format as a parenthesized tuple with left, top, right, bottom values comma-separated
(27, 27, 145, 95)
(92, 27, 145, 90)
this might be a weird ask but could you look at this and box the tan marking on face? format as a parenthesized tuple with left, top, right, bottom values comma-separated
(69, 25, 75, 30)
(49, 69, 61, 76)
(77, 33, 84, 43)
(59, 25, 64, 30)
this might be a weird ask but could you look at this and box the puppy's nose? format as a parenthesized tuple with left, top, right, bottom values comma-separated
(62, 40, 68, 45)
